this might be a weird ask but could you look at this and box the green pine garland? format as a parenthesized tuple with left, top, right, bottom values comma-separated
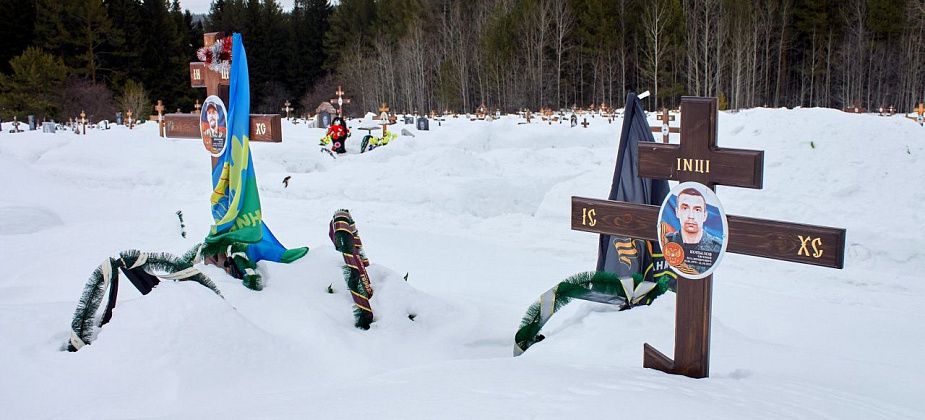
(513, 271, 673, 356)
(66, 244, 222, 352)
(330, 210, 374, 330)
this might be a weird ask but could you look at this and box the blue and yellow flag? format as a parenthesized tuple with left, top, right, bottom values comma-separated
(204, 33, 307, 264)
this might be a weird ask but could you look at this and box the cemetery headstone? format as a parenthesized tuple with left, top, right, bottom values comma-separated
(570, 114, 578, 127)
(28, 115, 36, 130)
(404, 115, 414, 125)
(571, 96, 846, 378)
(99, 120, 110, 130)
(115, 112, 123, 125)
(42, 121, 56, 133)
(416, 116, 429, 131)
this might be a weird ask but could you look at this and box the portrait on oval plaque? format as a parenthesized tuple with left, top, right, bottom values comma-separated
(657, 182, 729, 280)
(200, 95, 228, 156)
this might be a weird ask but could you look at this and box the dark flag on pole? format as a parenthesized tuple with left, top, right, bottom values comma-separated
(596, 92, 674, 288)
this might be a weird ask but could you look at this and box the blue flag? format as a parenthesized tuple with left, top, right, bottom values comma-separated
(205, 33, 307, 264)
(596, 92, 672, 287)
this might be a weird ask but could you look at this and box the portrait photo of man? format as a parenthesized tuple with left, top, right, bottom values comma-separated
(659, 184, 727, 277)
(200, 98, 227, 154)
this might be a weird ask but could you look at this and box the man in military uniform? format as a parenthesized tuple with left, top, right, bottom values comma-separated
(665, 188, 723, 274)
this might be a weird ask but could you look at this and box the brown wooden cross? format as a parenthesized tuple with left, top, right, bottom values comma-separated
(126, 110, 135, 129)
(650, 108, 680, 143)
(155, 100, 166, 137)
(282, 100, 293, 119)
(163, 32, 282, 152)
(79, 110, 88, 135)
(193, 99, 201, 114)
(571, 96, 846, 378)
(581, 118, 589, 128)
(331, 86, 350, 117)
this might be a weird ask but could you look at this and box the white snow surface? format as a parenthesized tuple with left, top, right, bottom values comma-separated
(1, 110, 923, 419)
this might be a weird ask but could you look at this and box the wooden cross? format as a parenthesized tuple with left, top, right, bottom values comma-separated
(9, 116, 22, 133)
(162, 32, 282, 154)
(650, 108, 680, 143)
(126, 110, 134, 129)
(194, 99, 201, 114)
(571, 96, 846, 378)
(331, 85, 351, 117)
(79, 110, 87, 135)
(581, 118, 589, 128)
(155, 100, 166, 137)
(282, 100, 293, 119)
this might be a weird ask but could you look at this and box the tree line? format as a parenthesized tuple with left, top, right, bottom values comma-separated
(1, 0, 923, 122)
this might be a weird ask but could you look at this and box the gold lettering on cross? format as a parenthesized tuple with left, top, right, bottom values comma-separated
(798, 235, 824, 259)
(676, 158, 711, 174)
(582, 208, 597, 227)
(193, 68, 201, 80)
(221, 67, 230, 80)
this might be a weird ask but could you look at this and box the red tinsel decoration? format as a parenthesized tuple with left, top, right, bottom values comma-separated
(196, 36, 233, 72)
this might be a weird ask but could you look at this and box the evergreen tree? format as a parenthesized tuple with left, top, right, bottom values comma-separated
(0, 47, 69, 120)
(33, 0, 114, 82)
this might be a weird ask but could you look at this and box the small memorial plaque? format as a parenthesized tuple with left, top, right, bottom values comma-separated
(416, 117, 429, 131)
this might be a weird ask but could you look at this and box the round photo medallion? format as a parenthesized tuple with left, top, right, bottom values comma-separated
(200, 95, 228, 157)
(656, 182, 729, 280)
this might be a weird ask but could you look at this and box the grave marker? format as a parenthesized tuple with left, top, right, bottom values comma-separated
(331, 86, 351, 117)
(571, 96, 845, 378)
(79, 110, 87, 135)
(650, 108, 680, 143)
(581, 118, 589, 128)
(28, 115, 36, 130)
(163, 32, 282, 151)
(282, 100, 293, 120)
(9, 116, 23, 133)
(155, 100, 166, 137)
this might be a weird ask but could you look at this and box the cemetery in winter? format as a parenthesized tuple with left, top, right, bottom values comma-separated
(1, 0, 924, 418)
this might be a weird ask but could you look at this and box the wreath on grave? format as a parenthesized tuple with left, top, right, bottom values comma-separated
(513, 271, 672, 356)
(196, 35, 233, 73)
(329, 209, 375, 330)
(65, 244, 223, 352)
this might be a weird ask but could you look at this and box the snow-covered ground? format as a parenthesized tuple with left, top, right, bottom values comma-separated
(1, 109, 922, 419)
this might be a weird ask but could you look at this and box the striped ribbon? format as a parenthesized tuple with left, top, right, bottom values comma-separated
(329, 209, 374, 329)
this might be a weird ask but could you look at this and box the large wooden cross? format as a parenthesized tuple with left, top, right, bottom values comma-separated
(163, 32, 282, 152)
(650, 108, 680, 143)
(571, 96, 846, 378)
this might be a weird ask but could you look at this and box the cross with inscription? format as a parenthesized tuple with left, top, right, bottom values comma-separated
(331, 86, 351, 117)
(650, 108, 680, 143)
(163, 32, 282, 154)
(571, 96, 846, 378)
